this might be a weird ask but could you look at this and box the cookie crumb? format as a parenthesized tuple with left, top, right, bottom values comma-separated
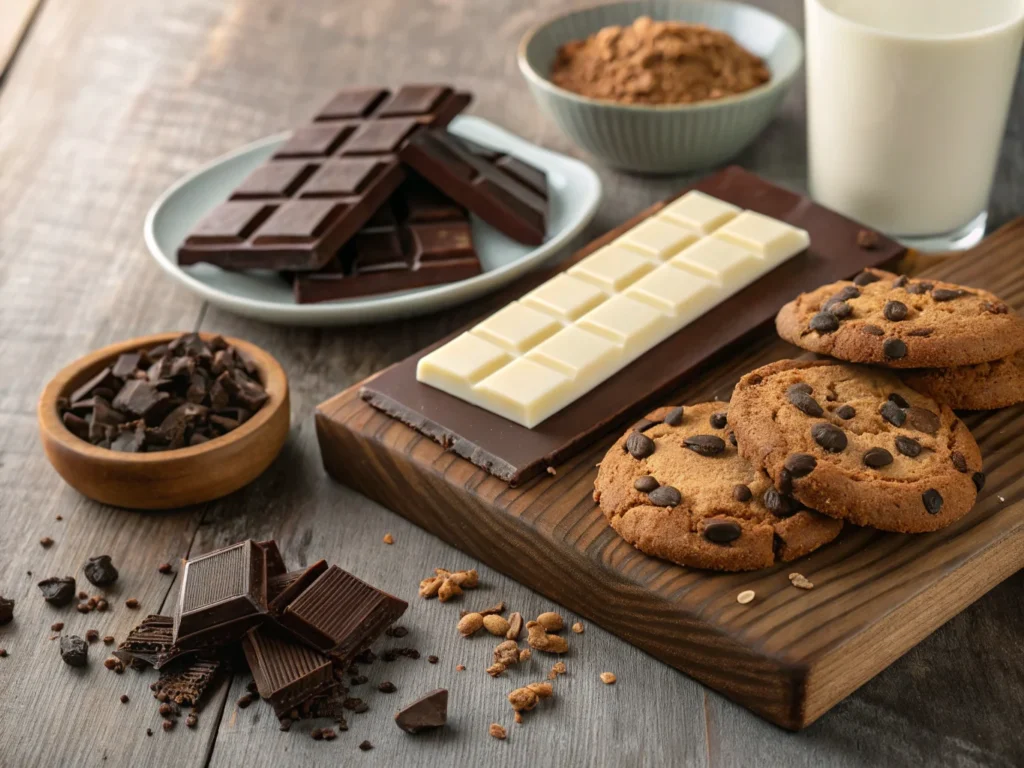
(737, 589, 755, 604)
(508, 681, 554, 718)
(547, 661, 567, 680)
(789, 573, 814, 590)
(600, 672, 617, 685)
(383, 533, 394, 545)
(489, 723, 508, 740)
(571, 622, 584, 634)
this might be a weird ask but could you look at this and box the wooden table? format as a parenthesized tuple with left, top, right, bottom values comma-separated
(0, 1, 1021, 765)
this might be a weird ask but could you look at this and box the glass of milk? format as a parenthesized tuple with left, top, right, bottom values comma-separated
(805, 0, 1024, 251)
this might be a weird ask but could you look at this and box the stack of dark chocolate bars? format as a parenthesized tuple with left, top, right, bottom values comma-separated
(115, 540, 406, 721)
(177, 85, 549, 303)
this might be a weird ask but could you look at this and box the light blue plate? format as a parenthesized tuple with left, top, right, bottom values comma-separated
(144, 116, 602, 326)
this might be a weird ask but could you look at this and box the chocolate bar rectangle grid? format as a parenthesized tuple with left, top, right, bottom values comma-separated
(177, 86, 471, 271)
(400, 128, 548, 245)
(242, 627, 336, 716)
(292, 176, 483, 303)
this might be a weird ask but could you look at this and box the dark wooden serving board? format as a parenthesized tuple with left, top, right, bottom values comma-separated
(314, 219, 1024, 730)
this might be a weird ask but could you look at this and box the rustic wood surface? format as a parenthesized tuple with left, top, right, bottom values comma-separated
(0, 0, 1021, 766)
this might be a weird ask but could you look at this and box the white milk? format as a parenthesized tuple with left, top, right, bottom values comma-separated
(805, 0, 1024, 247)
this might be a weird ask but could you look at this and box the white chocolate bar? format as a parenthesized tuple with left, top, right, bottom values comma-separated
(417, 192, 810, 428)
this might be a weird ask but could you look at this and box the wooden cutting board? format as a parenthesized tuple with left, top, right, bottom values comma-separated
(314, 218, 1024, 730)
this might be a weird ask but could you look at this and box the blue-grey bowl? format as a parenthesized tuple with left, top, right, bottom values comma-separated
(518, 0, 803, 173)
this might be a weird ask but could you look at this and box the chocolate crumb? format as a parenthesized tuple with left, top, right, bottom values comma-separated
(157, 563, 174, 575)
(428, 655, 439, 664)
(125, 598, 139, 609)
(40, 537, 54, 548)
(378, 681, 397, 694)
(359, 740, 373, 751)
(120, 694, 129, 704)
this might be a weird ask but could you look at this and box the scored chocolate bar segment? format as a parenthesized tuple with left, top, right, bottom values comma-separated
(400, 129, 547, 245)
(256, 540, 288, 579)
(173, 540, 268, 650)
(267, 559, 328, 615)
(278, 565, 407, 663)
(154, 657, 222, 706)
(359, 166, 907, 484)
(293, 176, 482, 304)
(242, 627, 335, 716)
(177, 85, 471, 271)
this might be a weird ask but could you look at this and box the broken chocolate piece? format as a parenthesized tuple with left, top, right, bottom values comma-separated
(38, 577, 77, 606)
(83, 555, 119, 586)
(394, 689, 448, 733)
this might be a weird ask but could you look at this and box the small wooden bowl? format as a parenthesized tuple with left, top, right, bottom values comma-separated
(38, 332, 290, 510)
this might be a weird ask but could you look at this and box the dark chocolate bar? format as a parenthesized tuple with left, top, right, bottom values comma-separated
(114, 614, 190, 669)
(267, 559, 328, 615)
(400, 128, 547, 244)
(242, 627, 335, 716)
(177, 85, 471, 271)
(277, 565, 407, 663)
(359, 166, 907, 485)
(256, 539, 288, 578)
(172, 540, 268, 650)
(292, 176, 482, 303)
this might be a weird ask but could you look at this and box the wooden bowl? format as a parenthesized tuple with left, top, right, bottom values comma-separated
(38, 332, 290, 510)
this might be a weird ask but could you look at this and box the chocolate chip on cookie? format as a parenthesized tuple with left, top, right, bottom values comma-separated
(702, 519, 742, 544)
(827, 300, 853, 319)
(931, 288, 967, 302)
(809, 312, 840, 334)
(784, 453, 817, 478)
(763, 487, 799, 518)
(788, 390, 824, 417)
(648, 486, 681, 507)
(950, 451, 968, 473)
(835, 405, 856, 419)
(777, 468, 793, 494)
(854, 268, 881, 284)
(883, 338, 907, 359)
(922, 489, 944, 515)
(832, 286, 861, 302)
(863, 447, 893, 468)
(709, 412, 728, 429)
(632, 418, 659, 433)
(634, 476, 659, 493)
(895, 435, 922, 458)
(683, 435, 725, 456)
(888, 393, 910, 408)
(663, 406, 684, 426)
(625, 432, 655, 459)
(879, 401, 906, 427)
(906, 281, 932, 295)
(893, 275, 909, 288)
(787, 383, 812, 397)
(972, 472, 986, 491)
(883, 301, 908, 321)
(732, 484, 752, 502)
(905, 406, 939, 435)
(727, 431, 737, 446)
(907, 327, 933, 337)
(810, 423, 847, 453)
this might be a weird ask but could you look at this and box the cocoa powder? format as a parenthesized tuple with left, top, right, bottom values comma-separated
(550, 17, 770, 105)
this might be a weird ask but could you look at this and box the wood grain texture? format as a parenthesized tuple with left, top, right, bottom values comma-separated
(0, 0, 1023, 765)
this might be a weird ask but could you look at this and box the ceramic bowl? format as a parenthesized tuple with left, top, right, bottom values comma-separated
(518, 0, 803, 173)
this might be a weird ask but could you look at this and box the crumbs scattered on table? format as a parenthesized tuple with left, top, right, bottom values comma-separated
(789, 573, 814, 590)
(571, 621, 584, 634)
(600, 672, 617, 685)
(383, 533, 394, 545)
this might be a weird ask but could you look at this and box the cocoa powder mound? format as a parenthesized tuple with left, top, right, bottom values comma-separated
(550, 17, 770, 105)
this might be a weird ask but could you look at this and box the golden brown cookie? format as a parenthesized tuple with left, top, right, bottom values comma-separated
(901, 351, 1024, 410)
(775, 269, 1024, 368)
(593, 402, 842, 572)
(730, 359, 983, 533)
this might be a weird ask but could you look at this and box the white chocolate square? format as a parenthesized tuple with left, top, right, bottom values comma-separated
(670, 237, 761, 285)
(613, 218, 699, 261)
(521, 274, 607, 322)
(470, 301, 560, 354)
(713, 211, 811, 265)
(525, 326, 621, 381)
(659, 191, 740, 234)
(416, 333, 512, 402)
(474, 357, 572, 428)
(568, 244, 655, 292)
(625, 264, 718, 321)
(578, 294, 673, 352)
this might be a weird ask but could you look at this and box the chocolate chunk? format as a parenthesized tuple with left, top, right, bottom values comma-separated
(892, 275, 909, 288)
(709, 411, 728, 429)
(763, 487, 799, 518)
(702, 518, 742, 544)
(787, 383, 812, 397)
(879, 401, 906, 427)
(633, 476, 659, 493)
(647, 485, 681, 507)
(732, 484, 752, 502)
(905, 406, 940, 435)
(784, 453, 817, 478)
(728, 431, 737, 447)
(111, 352, 142, 379)
(394, 689, 448, 734)
(62, 411, 90, 440)
(809, 311, 840, 334)
(70, 367, 121, 405)
(883, 300, 907, 321)
(853, 266, 880, 282)
(922, 489, 944, 515)
(60, 635, 89, 667)
(931, 288, 966, 302)
(811, 423, 847, 453)
(243, 628, 333, 717)
(683, 435, 726, 456)
(38, 577, 77, 606)
(888, 393, 910, 409)
(84, 555, 119, 586)
(662, 406, 684, 426)
(895, 436, 922, 457)
(950, 451, 968, 473)
(788, 391, 824, 417)
(825, 300, 853, 319)
(861, 324, 885, 336)
(832, 285, 861, 302)
(906, 281, 933, 295)
(972, 472, 986, 492)
(112, 380, 170, 420)
(110, 422, 146, 453)
(835, 405, 856, 420)
(863, 447, 893, 468)
(0, 596, 14, 625)
(624, 431, 656, 460)
(882, 338, 907, 359)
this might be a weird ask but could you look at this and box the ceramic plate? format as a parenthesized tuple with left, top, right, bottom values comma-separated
(144, 116, 602, 326)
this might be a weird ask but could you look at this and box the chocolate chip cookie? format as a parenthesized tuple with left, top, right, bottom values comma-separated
(775, 269, 1024, 368)
(902, 351, 1024, 410)
(730, 359, 983, 533)
(594, 402, 842, 572)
